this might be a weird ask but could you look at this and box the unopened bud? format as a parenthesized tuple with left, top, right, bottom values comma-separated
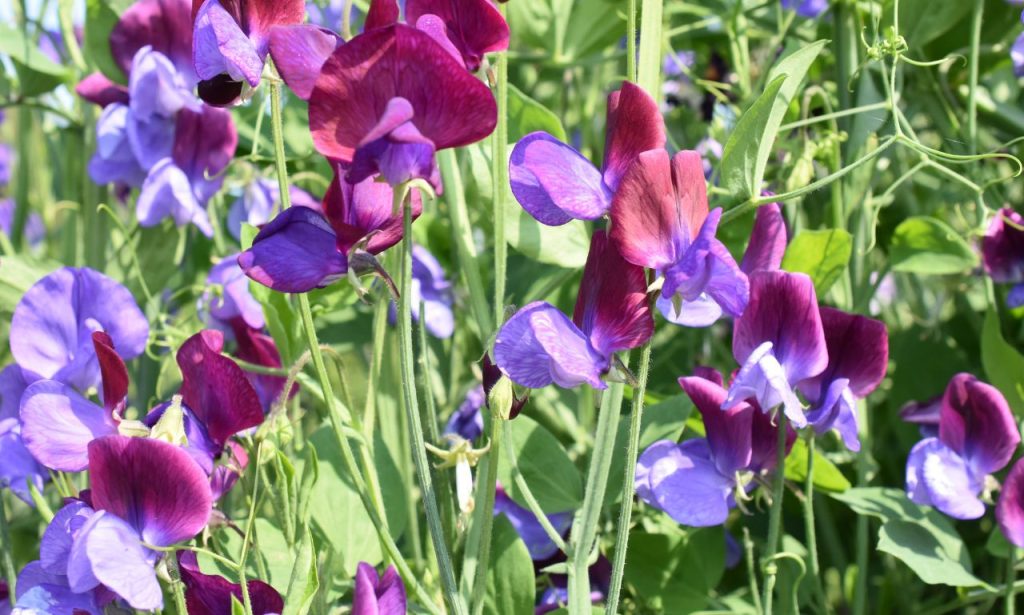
(488, 376, 514, 421)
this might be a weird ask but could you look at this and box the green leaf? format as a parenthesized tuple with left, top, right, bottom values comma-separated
(0, 25, 74, 96)
(720, 41, 827, 200)
(781, 229, 853, 296)
(296, 446, 319, 530)
(497, 415, 583, 513)
(508, 83, 566, 142)
(981, 309, 1024, 416)
(231, 595, 246, 615)
(623, 527, 725, 613)
(483, 516, 536, 615)
(0, 255, 58, 316)
(783, 438, 851, 493)
(897, 0, 971, 49)
(831, 488, 984, 587)
(504, 192, 591, 268)
(283, 530, 319, 615)
(606, 394, 693, 505)
(201, 518, 294, 591)
(85, 0, 131, 84)
(889, 216, 978, 275)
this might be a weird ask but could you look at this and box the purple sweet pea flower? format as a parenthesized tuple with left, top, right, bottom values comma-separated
(723, 271, 828, 428)
(781, 0, 828, 18)
(13, 559, 103, 614)
(388, 244, 455, 338)
(510, 81, 664, 226)
(997, 458, 1024, 548)
(445, 385, 485, 441)
(309, 24, 497, 190)
(493, 230, 653, 390)
(10, 267, 148, 393)
(178, 551, 283, 615)
(267, 24, 342, 101)
(610, 150, 748, 327)
(200, 254, 266, 331)
(982, 208, 1024, 307)
(899, 395, 942, 438)
(403, 0, 510, 72)
(906, 373, 1020, 520)
(494, 485, 572, 561)
(191, 0, 306, 106)
(226, 177, 320, 240)
(230, 321, 293, 412)
(0, 199, 45, 248)
(352, 562, 406, 615)
(801, 308, 888, 451)
(740, 202, 787, 275)
(0, 366, 47, 504)
(87, 103, 148, 187)
(111, 0, 196, 81)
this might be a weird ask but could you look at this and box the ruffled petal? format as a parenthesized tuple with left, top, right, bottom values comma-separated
(648, 439, 734, 527)
(804, 377, 860, 452)
(678, 375, 753, 476)
(111, 0, 195, 78)
(723, 341, 807, 427)
(602, 81, 665, 191)
(0, 424, 47, 504)
(997, 458, 1024, 548)
(939, 373, 1019, 477)
(509, 132, 610, 226)
(92, 332, 129, 417)
(192, 0, 264, 86)
(19, 380, 118, 472)
(982, 207, 1024, 283)
(905, 438, 985, 520)
(267, 24, 341, 100)
(136, 159, 212, 235)
(323, 169, 422, 254)
(75, 72, 129, 107)
(179, 552, 284, 615)
(72, 511, 162, 610)
(41, 501, 95, 576)
(238, 206, 348, 293)
(405, 0, 510, 71)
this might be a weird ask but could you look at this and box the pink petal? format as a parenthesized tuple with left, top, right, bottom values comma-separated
(740, 202, 787, 274)
(405, 0, 510, 71)
(268, 24, 341, 100)
(602, 81, 665, 192)
(76, 73, 130, 107)
(939, 373, 1020, 477)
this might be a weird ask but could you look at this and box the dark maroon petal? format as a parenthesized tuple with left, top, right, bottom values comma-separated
(801, 307, 888, 402)
(268, 24, 341, 100)
(364, 0, 399, 31)
(88, 435, 212, 546)
(899, 395, 942, 425)
(239, 206, 349, 293)
(749, 406, 796, 473)
(76, 73, 129, 107)
(732, 271, 828, 386)
(693, 365, 724, 387)
(172, 106, 238, 192)
(740, 202, 787, 274)
(197, 75, 245, 107)
(322, 168, 422, 254)
(571, 230, 653, 358)
(91, 332, 129, 417)
(177, 330, 265, 449)
(678, 374, 753, 476)
(309, 24, 496, 163)
(982, 207, 1024, 284)
(939, 373, 1020, 476)
(111, 0, 195, 78)
(230, 320, 292, 410)
(405, 0, 510, 71)
(997, 458, 1024, 548)
(179, 552, 283, 615)
(602, 81, 664, 192)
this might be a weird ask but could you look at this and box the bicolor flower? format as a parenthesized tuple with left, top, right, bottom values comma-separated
(723, 271, 828, 427)
(192, 0, 306, 105)
(493, 230, 653, 390)
(494, 485, 572, 561)
(636, 369, 792, 527)
(510, 81, 664, 225)
(610, 150, 748, 327)
(781, 0, 828, 18)
(178, 551, 283, 615)
(226, 176, 320, 240)
(389, 244, 455, 338)
(906, 373, 1020, 519)
(997, 458, 1024, 548)
(239, 168, 421, 293)
(127, 46, 202, 169)
(26, 436, 212, 611)
(801, 308, 888, 451)
(309, 24, 497, 189)
(982, 207, 1024, 307)
(352, 562, 406, 615)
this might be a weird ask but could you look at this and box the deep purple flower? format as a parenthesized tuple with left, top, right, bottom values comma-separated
(200, 254, 266, 331)
(801, 308, 888, 451)
(493, 231, 653, 390)
(906, 374, 1020, 519)
(389, 244, 455, 338)
(611, 150, 748, 327)
(191, 0, 306, 105)
(494, 485, 572, 560)
(226, 177, 317, 240)
(352, 562, 406, 615)
(781, 0, 828, 18)
(178, 551, 283, 615)
(230, 321, 293, 412)
(510, 81, 664, 226)
(739, 202, 787, 275)
(10, 267, 148, 393)
(309, 24, 497, 189)
(0, 199, 45, 248)
(982, 207, 1024, 307)
(997, 458, 1024, 548)
(723, 271, 828, 427)
(445, 385, 485, 441)
(239, 168, 421, 293)
(636, 369, 792, 527)
(403, 0, 510, 71)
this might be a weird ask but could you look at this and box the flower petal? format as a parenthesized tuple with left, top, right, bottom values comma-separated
(939, 373, 1020, 477)
(268, 24, 341, 100)
(72, 511, 162, 610)
(179, 552, 284, 615)
(172, 106, 237, 203)
(648, 439, 734, 527)
(136, 159, 211, 235)
(724, 341, 807, 427)
(364, 0, 399, 31)
(41, 501, 95, 576)
(20, 380, 117, 472)
(405, 0, 510, 71)
(192, 0, 264, 86)
(905, 437, 985, 520)
(984, 207, 1024, 283)
(0, 424, 47, 505)
(323, 169, 422, 254)
(602, 81, 665, 191)
(804, 377, 860, 451)
(493, 301, 607, 390)
(239, 206, 349, 293)
(801, 307, 888, 405)
(509, 132, 610, 226)
(656, 292, 724, 327)
(740, 202, 787, 274)
(678, 375, 753, 476)
(493, 486, 572, 561)
(76, 72, 130, 108)
(111, 0, 195, 78)
(92, 332, 129, 417)
(997, 458, 1024, 548)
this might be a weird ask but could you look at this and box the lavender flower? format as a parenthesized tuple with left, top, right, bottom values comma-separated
(388, 244, 455, 338)
(495, 486, 572, 560)
(353, 562, 406, 615)
(781, 0, 828, 18)
(982, 207, 1024, 307)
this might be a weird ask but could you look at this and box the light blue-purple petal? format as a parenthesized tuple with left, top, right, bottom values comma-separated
(128, 46, 199, 121)
(905, 437, 985, 520)
(445, 385, 485, 441)
(0, 421, 46, 505)
(19, 380, 118, 472)
(201, 255, 265, 331)
(724, 341, 807, 427)
(136, 159, 213, 236)
(88, 103, 147, 187)
(40, 501, 95, 576)
(805, 377, 860, 451)
(509, 132, 611, 226)
(646, 439, 734, 527)
(494, 487, 572, 561)
(193, 0, 265, 87)
(656, 291, 723, 327)
(70, 510, 163, 610)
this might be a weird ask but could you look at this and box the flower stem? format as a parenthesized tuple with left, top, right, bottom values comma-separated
(604, 341, 652, 614)
(0, 494, 16, 603)
(744, 527, 764, 614)
(803, 436, 829, 614)
(492, 12, 509, 328)
(164, 548, 190, 615)
(469, 413, 503, 615)
(1006, 547, 1017, 615)
(237, 444, 263, 615)
(397, 186, 466, 615)
(761, 411, 789, 615)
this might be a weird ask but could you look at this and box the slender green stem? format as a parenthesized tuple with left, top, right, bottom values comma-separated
(804, 437, 828, 614)
(761, 412, 789, 615)
(469, 415, 503, 615)
(0, 495, 16, 602)
(779, 102, 890, 132)
(397, 187, 466, 615)
(501, 420, 567, 553)
(636, 0, 664, 97)
(164, 548, 191, 615)
(1007, 548, 1017, 615)
(237, 445, 263, 615)
(967, 0, 983, 154)
(492, 18, 510, 328)
(626, 0, 637, 82)
(744, 527, 764, 614)
(852, 399, 871, 615)
(57, 0, 87, 71)
(604, 341, 652, 615)
(268, 82, 292, 211)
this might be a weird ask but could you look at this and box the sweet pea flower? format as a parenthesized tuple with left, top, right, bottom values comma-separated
(1013, 29, 1024, 78)
(722, 271, 828, 427)
(906, 373, 1020, 519)
(403, 0, 510, 71)
(781, 0, 828, 18)
(178, 551, 283, 615)
(997, 458, 1024, 548)
(636, 368, 793, 527)
(445, 385, 485, 441)
(230, 322, 293, 412)
(309, 24, 497, 190)
(493, 230, 653, 390)
(388, 244, 456, 338)
(239, 168, 421, 293)
(899, 395, 942, 438)
(192, 0, 306, 105)
(801, 308, 888, 451)
(353, 562, 406, 615)
(610, 150, 748, 327)
(226, 176, 320, 240)
(510, 81, 664, 226)
(982, 207, 1024, 307)
(0, 143, 13, 186)
(200, 254, 266, 331)
(495, 485, 572, 561)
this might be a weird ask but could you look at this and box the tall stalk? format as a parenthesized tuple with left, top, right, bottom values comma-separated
(804, 437, 829, 614)
(761, 412, 789, 614)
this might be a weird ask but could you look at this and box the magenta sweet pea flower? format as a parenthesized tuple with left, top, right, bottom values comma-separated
(739, 202, 788, 275)
(309, 24, 497, 189)
(982, 207, 1024, 307)
(178, 551, 283, 615)
(191, 0, 306, 105)
(111, 0, 196, 81)
(493, 230, 653, 390)
(801, 308, 888, 451)
(611, 150, 748, 327)
(906, 373, 1020, 520)
(510, 82, 664, 226)
(403, 0, 510, 71)
(353, 562, 406, 615)
(997, 458, 1024, 548)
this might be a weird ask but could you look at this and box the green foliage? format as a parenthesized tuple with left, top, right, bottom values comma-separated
(889, 216, 979, 275)
(623, 526, 726, 613)
(84, 0, 131, 84)
(0, 25, 73, 96)
(497, 414, 583, 513)
(781, 229, 854, 296)
(981, 308, 1024, 416)
(483, 516, 536, 615)
(784, 438, 852, 493)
